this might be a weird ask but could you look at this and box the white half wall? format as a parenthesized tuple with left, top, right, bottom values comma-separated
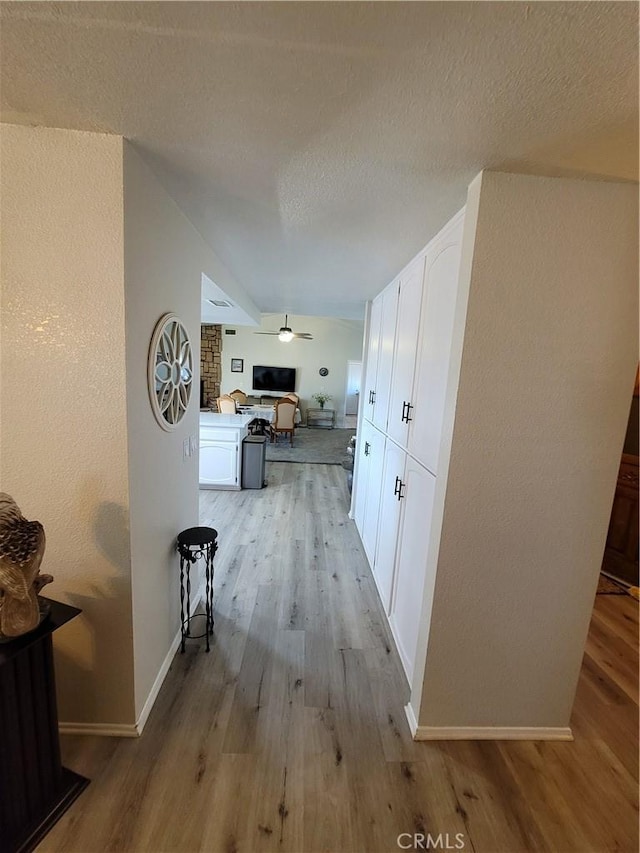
(415, 170, 638, 730)
(220, 314, 365, 425)
(0, 124, 135, 725)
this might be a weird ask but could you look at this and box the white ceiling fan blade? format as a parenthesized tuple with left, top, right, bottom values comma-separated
(253, 316, 313, 339)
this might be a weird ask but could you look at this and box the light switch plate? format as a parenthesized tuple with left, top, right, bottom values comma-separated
(183, 438, 190, 459)
(189, 434, 198, 455)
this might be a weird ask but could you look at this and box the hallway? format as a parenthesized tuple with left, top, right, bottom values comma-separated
(43, 462, 638, 852)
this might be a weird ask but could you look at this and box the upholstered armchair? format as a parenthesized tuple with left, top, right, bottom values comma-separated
(229, 389, 248, 405)
(268, 398, 296, 445)
(216, 395, 237, 413)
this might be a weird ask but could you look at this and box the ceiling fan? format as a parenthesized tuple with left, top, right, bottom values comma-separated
(254, 315, 313, 342)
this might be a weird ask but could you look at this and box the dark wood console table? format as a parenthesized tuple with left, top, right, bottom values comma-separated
(0, 598, 89, 853)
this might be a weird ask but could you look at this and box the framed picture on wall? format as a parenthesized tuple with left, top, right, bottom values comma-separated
(231, 358, 243, 373)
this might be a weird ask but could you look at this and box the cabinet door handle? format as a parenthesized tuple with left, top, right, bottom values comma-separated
(396, 479, 405, 501)
(405, 402, 413, 423)
(364, 441, 370, 456)
(401, 401, 408, 422)
(393, 475, 401, 496)
(370, 390, 376, 405)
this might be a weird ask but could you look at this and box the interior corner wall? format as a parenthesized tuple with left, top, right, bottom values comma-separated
(0, 124, 135, 725)
(220, 314, 365, 424)
(417, 171, 638, 730)
(124, 142, 250, 721)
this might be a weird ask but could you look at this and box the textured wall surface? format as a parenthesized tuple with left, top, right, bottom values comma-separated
(221, 315, 365, 425)
(416, 172, 638, 729)
(0, 126, 268, 728)
(201, 324, 222, 405)
(1, 3, 636, 318)
(0, 124, 135, 725)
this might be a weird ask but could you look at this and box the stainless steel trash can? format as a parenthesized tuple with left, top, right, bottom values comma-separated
(242, 435, 267, 489)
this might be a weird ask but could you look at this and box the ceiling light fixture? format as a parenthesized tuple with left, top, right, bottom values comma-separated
(255, 315, 313, 342)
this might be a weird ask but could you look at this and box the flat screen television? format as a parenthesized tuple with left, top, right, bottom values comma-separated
(252, 365, 296, 393)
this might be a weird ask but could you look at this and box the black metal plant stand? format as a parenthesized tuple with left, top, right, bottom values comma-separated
(176, 527, 218, 653)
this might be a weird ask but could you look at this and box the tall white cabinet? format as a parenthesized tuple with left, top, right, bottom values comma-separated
(364, 284, 399, 430)
(386, 257, 426, 448)
(353, 208, 465, 683)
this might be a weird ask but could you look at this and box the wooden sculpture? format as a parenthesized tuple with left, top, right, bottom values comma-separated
(0, 493, 52, 639)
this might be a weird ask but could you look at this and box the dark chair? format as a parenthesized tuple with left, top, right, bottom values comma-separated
(249, 418, 268, 436)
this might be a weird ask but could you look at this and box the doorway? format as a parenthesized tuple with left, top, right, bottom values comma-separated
(344, 359, 362, 429)
(601, 369, 639, 589)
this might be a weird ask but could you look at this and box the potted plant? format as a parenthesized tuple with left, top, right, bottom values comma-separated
(312, 392, 332, 409)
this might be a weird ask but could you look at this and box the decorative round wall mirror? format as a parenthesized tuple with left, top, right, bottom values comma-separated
(148, 313, 193, 431)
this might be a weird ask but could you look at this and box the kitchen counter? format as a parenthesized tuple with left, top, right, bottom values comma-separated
(200, 412, 254, 428)
(199, 413, 254, 489)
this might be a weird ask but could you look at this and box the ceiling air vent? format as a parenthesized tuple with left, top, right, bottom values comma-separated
(208, 299, 232, 307)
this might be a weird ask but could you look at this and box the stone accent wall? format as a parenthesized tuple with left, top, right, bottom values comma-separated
(200, 324, 222, 406)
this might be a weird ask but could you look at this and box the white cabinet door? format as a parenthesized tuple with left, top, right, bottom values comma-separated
(354, 418, 382, 545)
(360, 422, 386, 567)
(363, 294, 383, 423)
(372, 283, 399, 432)
(409, 214, 464, 474)
(200, 440, 238, 488)
(387, 257, 425, 448)
(372, 440, 406, 613)
(389, 457, 436, 682)
(353, 419, 373, 535)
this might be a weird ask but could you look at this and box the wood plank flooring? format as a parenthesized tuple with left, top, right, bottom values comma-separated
(39, 462, 638, 853)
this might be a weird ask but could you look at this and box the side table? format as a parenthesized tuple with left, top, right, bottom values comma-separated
(307, 408, 336, 429)
(176, 527, 218, 653)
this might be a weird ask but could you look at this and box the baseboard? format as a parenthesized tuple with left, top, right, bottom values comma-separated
(404, 702, 419, 737)
(388, 614, 413, 684)
(59, 582, 205, 738)
(409, 721, 574, 741)
(135, 578, 206, 735)
(58, 721, 139, 738)
(134, 621, 184, 735)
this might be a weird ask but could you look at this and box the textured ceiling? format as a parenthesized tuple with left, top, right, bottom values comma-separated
(1, 1, 637, 319)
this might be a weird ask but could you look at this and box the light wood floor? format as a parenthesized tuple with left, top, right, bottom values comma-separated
(41, 462, 638, 853)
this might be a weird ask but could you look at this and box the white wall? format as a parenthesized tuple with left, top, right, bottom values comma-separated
(220, 314, 364, 425)
(0, 125, 135, 725)
(0, 126, 261, 731)
(123, 144, 200, 722)
(124, 143, 262, 722)
(415, 171, 638, 731)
